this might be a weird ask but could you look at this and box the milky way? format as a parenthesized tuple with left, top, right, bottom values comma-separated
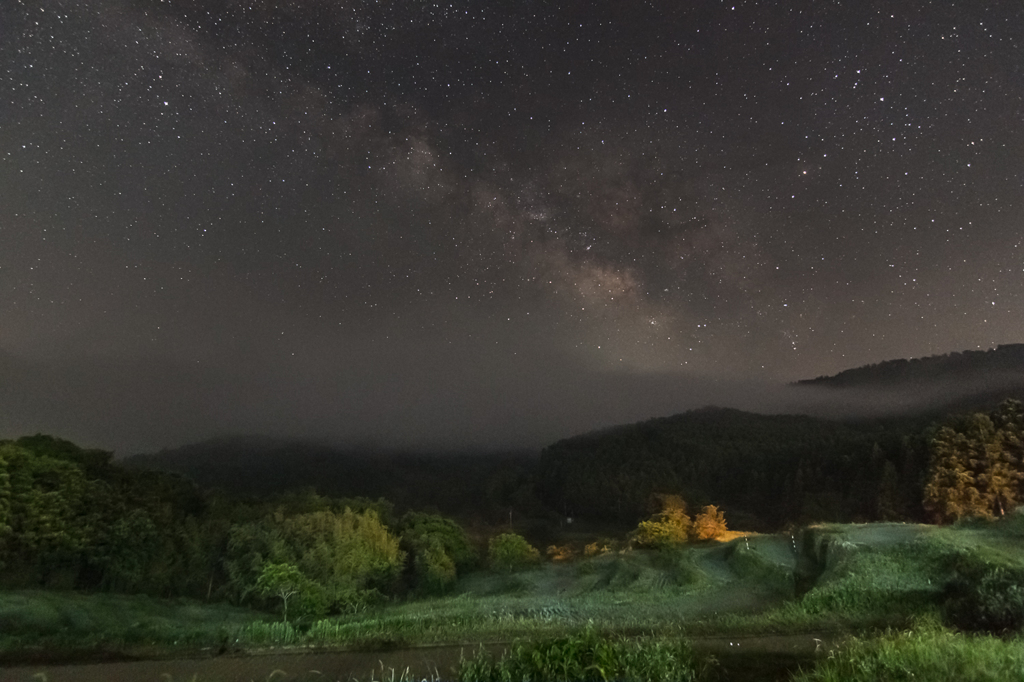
(1, 1, 1022, 452)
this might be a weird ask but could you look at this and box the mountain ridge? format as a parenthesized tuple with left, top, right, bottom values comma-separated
(795, 343, 1024, 388)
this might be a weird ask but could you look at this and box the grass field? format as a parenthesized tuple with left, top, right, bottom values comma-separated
(0, 590, 267, 661)
(4, 512, 1024, 674)
(792, 618, 1024, 682)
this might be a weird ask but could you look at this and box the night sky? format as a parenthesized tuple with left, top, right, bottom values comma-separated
(2, 1, 1022, 453)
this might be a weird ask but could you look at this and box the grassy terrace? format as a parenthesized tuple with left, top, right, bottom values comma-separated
(4, 514, 1024, 662)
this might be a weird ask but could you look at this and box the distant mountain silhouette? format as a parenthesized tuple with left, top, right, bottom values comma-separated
(791, 344, 1024, 418)
(796, 344, 1024, 388)
(125, 437, 538, 518)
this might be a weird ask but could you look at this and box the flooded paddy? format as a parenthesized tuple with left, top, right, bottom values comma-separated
(2, 634, 837, 682)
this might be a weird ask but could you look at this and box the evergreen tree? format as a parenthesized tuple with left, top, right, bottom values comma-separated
(924, 421, 989, 522)
(924, 403, 1024, 522)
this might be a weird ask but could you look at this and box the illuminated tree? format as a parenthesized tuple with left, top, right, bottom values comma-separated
(690, 504, 727, 541)
(924, 403, 1024, 522)
(634, 494, 691, 548)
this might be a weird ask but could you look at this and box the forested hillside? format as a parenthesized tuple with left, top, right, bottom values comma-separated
(129, 410, 936, 531)
(535, 408, 929, 529)
(127, 438, 539, 520)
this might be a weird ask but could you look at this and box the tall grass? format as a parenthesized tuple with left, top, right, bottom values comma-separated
(793, 620, 1024, 682)
(455, 627, 713, 682)
(0, 590, 256, 658)
(236, 620, 297, 646)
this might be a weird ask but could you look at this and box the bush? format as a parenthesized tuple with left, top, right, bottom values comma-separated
(690, 505, 727, 541)
(546, 544, 576, 562)
(488, 533, 540, 573)
(634, 502, 691, 549)
(945, 565, 1024, 633)
(414, 540, 457, 595)
(399, 512, 478, 572)
(584, 539, 615, 556)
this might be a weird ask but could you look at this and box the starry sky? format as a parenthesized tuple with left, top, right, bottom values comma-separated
(1, 0, 1022, 454)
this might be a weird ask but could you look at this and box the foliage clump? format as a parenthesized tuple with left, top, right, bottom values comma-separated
(634, 495, 691, 548)
(488, 532, 540, 573)
(399, 511, 477, 594)
(634, 496, 728, 547)
(413, 540, 458, 594)
(225, 507, 405, 616)
(584, 539, 615, 556)
(546, 544, 575, 562)
(945, 564, 1024, 634)
(690, 505, 728, 541)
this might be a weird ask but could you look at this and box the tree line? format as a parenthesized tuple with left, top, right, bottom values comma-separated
(2, 400, 1022, 616)
(534, 407, 931, 528)
(0, 435, 487, 615)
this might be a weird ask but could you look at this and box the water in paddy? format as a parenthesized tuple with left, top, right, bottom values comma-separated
(2, 634, 835, 681)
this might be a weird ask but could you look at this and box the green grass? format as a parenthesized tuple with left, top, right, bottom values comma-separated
(455, 627, 714, 682)
(793, 619, 1024, 682)
(700, 515, 1024, 638)
(727, 543, 796, 598)
(9, 516, 1024, 663)
(0, 590, 266, 659)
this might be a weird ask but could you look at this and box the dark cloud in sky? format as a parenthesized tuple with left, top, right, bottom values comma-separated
(2, 0, 1022, 453)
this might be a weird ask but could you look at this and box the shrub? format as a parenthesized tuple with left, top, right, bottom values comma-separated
(546, 544, 576, 562)
(690, 505, 727, 541)
(634, 498, 691, 549)
(399, 512, 478, 572)
(488, 533, 540, 573)
(414, 540, 457, 595)
(945, 565, 1024, 633)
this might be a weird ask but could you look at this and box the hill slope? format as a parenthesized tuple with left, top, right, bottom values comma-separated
(797, 344, 1024, 390)
(126, 437, 538, 518)
(534, 407, 928, 529)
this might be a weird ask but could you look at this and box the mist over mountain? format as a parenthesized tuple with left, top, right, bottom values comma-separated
(797, 344, 1024, 389)
(3, 343, 1022, 457)
(789, 343, 1024, 420)
(121, 343, 1023, 523)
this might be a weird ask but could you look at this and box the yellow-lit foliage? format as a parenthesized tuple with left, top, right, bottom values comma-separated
(634, 497, 691, 548)
(690, 504, 728, 541)
(584, 540, 613, 557)
(546, 544, 575, 562)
